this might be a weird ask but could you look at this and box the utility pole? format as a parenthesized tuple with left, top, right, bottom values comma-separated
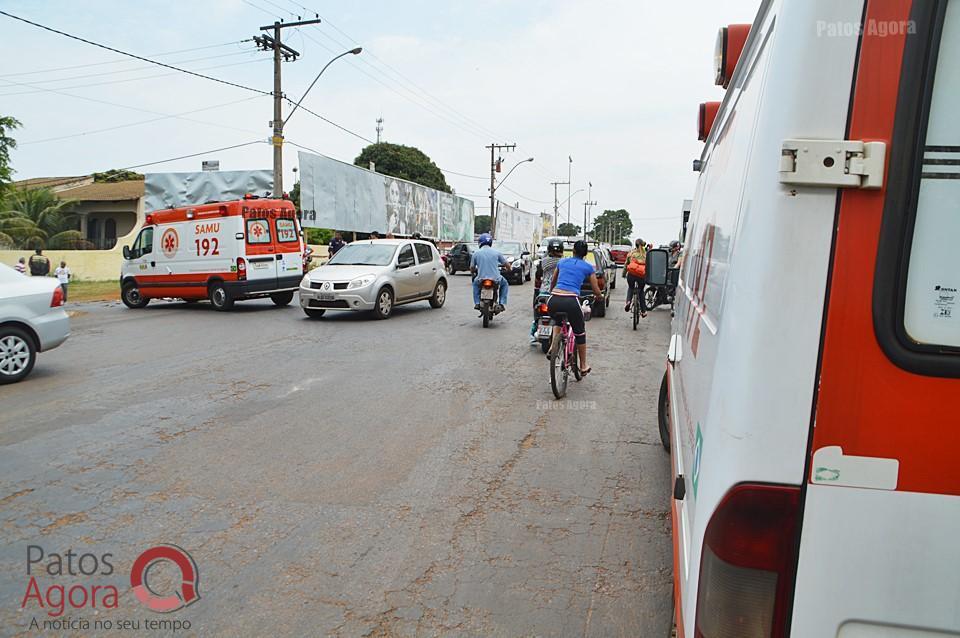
(254, 17, 322, 196)
(486, 143, 516, 237)
(375, 117, 383, 144)
(583, 200, 596, 241)
(550, 180, 569, 233)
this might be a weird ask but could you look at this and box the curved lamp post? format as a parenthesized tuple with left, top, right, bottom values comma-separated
(284, 47, 363, 127)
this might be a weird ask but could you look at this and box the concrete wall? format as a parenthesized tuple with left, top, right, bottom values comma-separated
(1, 244, 330, 281)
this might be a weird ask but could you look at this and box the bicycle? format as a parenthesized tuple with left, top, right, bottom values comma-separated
(631, 287, 642, 330)
(549, 310, 582, 398)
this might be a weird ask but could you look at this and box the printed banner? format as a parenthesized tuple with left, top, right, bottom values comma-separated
(495, 200, 543, 246)
(298, 152, 474, 242)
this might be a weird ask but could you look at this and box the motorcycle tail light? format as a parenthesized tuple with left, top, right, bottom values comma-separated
(482, 279, 494, 288)
(539, 303, 549, 314)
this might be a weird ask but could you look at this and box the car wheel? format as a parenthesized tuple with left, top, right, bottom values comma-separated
(593, 298, 606, 318)
(658, 371, 671, 452)
(429, 279, 447, 308)
(515, 274, 523, 286)
(303, 308, 326, 319)
(270, 291, 295, 306)
(373, 286, 394, 319)
(446, 262, 456, 276)
(208, 282, 234, 311)
(0, 326, 36, 384)
(121, 281, 149, 309)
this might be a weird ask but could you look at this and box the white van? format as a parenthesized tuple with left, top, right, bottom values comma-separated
(120, 197, 304, 311)
(657, 0, 960, 636)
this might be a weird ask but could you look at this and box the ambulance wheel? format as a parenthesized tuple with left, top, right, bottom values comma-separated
(658, 371, 671, 453)
(208, 282, 234, 311)
(429, 280, 446, 308)
(0, 326, 36, 384)
(303, 308, 326, 319)
(373, 286, 394, 319)
(270, 291, 294, 307)
(121, 282, 149, 309)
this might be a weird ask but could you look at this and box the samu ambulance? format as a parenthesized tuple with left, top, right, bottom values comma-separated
(120, 196, 304, 310)
(658, 0, 960, 636)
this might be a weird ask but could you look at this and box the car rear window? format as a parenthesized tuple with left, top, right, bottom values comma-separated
(414, 243, 433, 263)
(275, 218, 298, 243)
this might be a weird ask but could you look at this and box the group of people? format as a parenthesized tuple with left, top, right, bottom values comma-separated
(467, 234, 684, 378)
(11, 248, 72, 300)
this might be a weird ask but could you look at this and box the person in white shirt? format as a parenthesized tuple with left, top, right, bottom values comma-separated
(55, 261, 71, 302)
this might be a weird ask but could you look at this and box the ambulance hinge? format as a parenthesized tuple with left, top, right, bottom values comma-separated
(779, 139, 886, 189)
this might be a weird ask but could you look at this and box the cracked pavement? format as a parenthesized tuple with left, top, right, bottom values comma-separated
(0, 274, 673, 637)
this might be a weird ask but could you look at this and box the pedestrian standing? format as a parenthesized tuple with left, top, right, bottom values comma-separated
(55, 260, 71, 302)
(623, 238, 649, 318)
(28, 248, 50, 277)
(14, 257, 26, 274)
(328, 231, 345, 257)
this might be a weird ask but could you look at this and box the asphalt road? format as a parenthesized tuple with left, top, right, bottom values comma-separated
(0, 273, 673, 637)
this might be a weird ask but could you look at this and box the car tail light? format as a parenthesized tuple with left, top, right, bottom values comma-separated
(237, 257, 247, 281)
(50, 286, 64, 307)
(695, 483, 800, 638)
(482, 279, 494, 288)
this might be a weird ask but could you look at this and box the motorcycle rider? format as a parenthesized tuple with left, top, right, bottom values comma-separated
(548, 240, 603, 376)
(623, 238, 648, 317)
(530, 238, 565, 345)
(668, 240, 682, 268)
(470, 232, 509, 312)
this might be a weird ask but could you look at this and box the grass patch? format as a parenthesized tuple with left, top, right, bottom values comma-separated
(68, 280, 119, 303)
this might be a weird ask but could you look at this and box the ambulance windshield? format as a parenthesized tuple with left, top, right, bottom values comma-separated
(327, 243, 398, 266)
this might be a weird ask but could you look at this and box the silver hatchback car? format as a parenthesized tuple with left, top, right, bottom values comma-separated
(299, 239, 447, 319)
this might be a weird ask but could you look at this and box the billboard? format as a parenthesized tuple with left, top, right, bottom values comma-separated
(495, 200, 543, 246)
(144, 170, 273, 212)
(298, 151, 474, 242)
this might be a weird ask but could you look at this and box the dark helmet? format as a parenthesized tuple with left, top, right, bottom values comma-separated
(412, 232, 422, 240)
(546, 238, 564, 255)
(573, 240, 588, 257)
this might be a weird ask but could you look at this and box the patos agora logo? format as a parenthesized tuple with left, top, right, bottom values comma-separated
(130, 544, 200, 612)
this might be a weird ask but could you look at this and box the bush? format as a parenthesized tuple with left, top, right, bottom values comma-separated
(305, 228, 333, 245)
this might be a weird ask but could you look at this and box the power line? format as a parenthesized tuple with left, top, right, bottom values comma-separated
(0, 10, 271, 95)
(497, 184, 553, 204)
(121, 141, 268, 170)
(282, 98, 374, 144)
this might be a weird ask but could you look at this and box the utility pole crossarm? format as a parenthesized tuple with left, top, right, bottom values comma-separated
(486, 143, 516, 238)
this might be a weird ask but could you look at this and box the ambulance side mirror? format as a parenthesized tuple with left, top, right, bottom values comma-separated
(646, 249, 669, 286)
(122, 245, 131, 260)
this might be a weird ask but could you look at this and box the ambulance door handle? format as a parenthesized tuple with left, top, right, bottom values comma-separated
(150, 261, 156, 267)
(275, 254, 282, 260)
(673, 475, 685, 501)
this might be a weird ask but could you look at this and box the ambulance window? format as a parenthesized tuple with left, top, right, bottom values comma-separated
(414, 243, 433, 263)
(276, 218, 298, 243)
(246, 219, 271, 244)
(134, 227, 153, 257)
(876, 0, 960, 375)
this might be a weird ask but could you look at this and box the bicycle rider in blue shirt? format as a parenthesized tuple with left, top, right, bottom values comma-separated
(548, 240, 603, 376)
(470, 233, 509, 311)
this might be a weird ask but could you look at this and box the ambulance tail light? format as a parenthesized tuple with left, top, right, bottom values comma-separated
(694, 483, 800, 638)
(50, 285, 64, 308)
(237, 257, 247, 281)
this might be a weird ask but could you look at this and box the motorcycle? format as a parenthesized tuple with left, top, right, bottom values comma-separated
(643, 267, 680, 317)
(477, 278, 503, 328)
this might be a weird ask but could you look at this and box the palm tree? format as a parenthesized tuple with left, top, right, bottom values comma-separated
(0, 187, 78, 248)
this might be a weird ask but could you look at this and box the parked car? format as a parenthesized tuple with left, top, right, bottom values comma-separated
(444, 242, 478, 275)
(492, 240, 532, 285)
(0, 263, 70, 384)
(598, 246, 618, 289)
(610, 244, 631, 265)
(299, 239, 447, 320)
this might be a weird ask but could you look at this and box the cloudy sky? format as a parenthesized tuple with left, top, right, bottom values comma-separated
(1, 0, 759, 245)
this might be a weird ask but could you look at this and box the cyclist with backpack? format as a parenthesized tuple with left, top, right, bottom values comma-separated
(548, 240, 603, 376)
(623, 238, 648, 318)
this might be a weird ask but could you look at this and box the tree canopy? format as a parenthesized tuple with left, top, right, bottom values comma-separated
(354, 143, 451, 193)
(0, 187, 85, 250)
(589, 209, 633, 245)
(0, 116, 21, 195)
(557, 222, 581, 237)
(474, 215, 491, 235)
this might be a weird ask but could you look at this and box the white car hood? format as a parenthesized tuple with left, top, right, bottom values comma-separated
(308, 264, 386, 282)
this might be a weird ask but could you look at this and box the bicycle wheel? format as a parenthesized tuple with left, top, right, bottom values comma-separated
(550, 333, 569, 399)
(632, 297, 640, 330)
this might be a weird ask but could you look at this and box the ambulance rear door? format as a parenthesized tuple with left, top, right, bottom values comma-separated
(273, 215, 303, 288)
(791, 1, 960, 634)
(242, 215, 278, 291)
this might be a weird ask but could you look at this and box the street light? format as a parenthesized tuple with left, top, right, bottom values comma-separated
(490, 157, 534, 237)
(284, 47, 363, 127)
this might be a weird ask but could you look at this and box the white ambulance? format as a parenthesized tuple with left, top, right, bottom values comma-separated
(120, 196, 304, 310)
(655, 0, 960, 636)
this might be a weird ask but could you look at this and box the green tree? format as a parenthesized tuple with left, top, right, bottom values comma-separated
(0, 116, 21, 195)
(0, 187, 80, 249)
(474, 215, 491, 234)
(557, 222, 581, 237)
(354, 142, 451, 193)
(589, 209, 633, 244)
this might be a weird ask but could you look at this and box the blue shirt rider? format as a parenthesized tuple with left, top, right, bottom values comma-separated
(470, 233, 509, 311)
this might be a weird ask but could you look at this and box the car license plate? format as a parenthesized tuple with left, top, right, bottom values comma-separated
(538, 325, 552, 337)
(480, 288, 494, 300)
(252, 261, 270, 270)
(318, 293, 335, 301)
